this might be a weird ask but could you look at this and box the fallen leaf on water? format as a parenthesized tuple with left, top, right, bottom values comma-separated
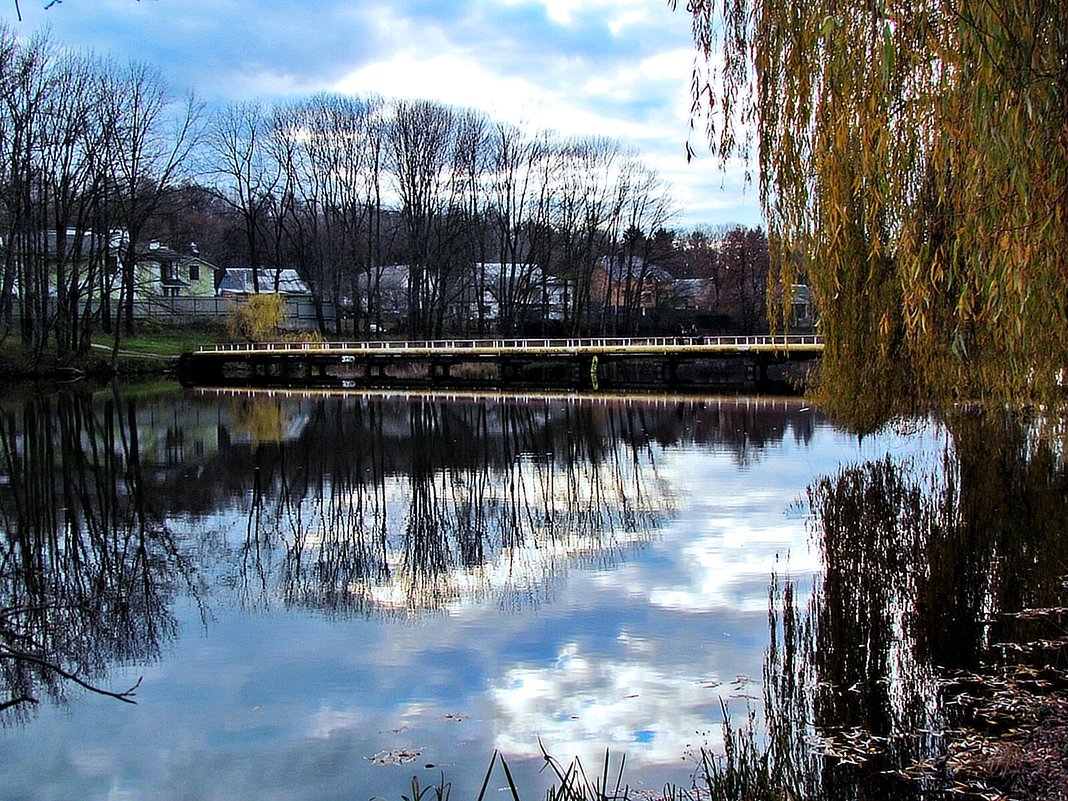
(369, 748, 423, 766)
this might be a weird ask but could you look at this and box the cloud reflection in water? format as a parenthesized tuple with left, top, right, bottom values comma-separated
(0, 390, 911, 800)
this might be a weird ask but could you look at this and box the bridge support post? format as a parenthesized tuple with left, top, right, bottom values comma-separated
(745, 357, 770, 387)
(498, 360, 520, 383)
(660, 359, 679, 385)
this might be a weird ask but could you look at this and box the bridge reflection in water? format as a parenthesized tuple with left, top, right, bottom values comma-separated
(178, 334, 824, 390)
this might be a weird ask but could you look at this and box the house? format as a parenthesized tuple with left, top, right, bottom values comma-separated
(10, 228, 124, 291)
(135, 241, 221, 298)
(473, 263, 569, 323)
(673, 278, 717, 311)
(217, 268, 311, 296)
(789, 284, 817, 330)
(351, 264, 412, 328)
(592, 254, 674, 310)
(0, 229, 123, 315)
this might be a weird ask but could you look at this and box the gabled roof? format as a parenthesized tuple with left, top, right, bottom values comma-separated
(135, 243, 185, 262)
(135, 242, 222, 273)
(598, 254, 674, 283)
(35, 228, 125, 257)
(476, 262, 543, 282)
(673, 278, 710, 299)
(218, 268, 310, 295)
(353, 265, 411, 292)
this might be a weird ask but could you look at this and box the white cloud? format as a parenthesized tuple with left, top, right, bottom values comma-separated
(497, 0, 657, 31)
(9, 0, 764, 227)
(333, 52, 557, 128)
(328, 43, 766, 228)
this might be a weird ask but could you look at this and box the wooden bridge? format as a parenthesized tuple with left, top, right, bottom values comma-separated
(177, 334, 824, 390)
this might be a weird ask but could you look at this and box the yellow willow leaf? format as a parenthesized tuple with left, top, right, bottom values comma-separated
(684, 0, 1068, 411)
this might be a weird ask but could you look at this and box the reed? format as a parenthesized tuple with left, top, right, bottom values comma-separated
(467, 724, 802, 801)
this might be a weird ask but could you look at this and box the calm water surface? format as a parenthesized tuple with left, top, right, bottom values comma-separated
(0, 385, 968, 800)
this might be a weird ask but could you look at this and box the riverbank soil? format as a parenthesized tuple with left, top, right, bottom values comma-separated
(988, 701, 1068, 800)
(942, 609, 1068, 800)
(948, 698, 1068, 800)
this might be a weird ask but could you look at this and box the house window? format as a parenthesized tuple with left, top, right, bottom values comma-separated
(189, 264, 200, 281)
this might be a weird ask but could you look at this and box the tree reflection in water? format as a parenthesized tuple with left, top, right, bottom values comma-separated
(702, 411, 1068, 801)
(0, 384, 813, 731)
(0, 387, 193, 721)
(237, 395, 679, 615)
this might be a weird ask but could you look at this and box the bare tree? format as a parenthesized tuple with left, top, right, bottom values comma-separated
(549, 136, 620, 334)
(385, 99, 457, 338)
(280, 93, 388, 336)
(601, 158, 676, 334)
(437, 107, 489, 335)
(203, 101, 280, 294)
(0, 28, 54, 349)
(483, 121, 553, 334)
(35, 51, 110, 355)
(0, 31, 122, 354)
(102, 59, 201, 342)
(720, 225, 769, 333)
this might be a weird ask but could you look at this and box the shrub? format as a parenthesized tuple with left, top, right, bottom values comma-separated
(227, 294, 288, 341)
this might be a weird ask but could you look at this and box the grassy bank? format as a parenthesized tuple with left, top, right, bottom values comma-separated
(0, 324, 233, 380)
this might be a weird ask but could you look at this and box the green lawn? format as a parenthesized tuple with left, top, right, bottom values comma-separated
(89, 326, 232, 357)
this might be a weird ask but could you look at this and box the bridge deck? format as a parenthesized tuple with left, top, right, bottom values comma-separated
(195, 334, 824, 358)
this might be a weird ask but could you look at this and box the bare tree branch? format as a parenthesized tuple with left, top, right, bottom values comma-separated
(1, 647, 142, 704)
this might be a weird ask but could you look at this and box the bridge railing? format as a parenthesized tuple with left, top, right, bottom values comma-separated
(197, 334, 823, 354)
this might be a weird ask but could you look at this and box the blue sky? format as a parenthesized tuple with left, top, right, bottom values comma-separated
(4, 0, 762, 229)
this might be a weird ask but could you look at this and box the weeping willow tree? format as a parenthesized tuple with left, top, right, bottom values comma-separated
(678, 0, 1067, 422)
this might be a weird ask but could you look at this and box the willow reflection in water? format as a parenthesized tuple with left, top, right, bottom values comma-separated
(232, 392, 677, 614)
(706, 412, 1068, 801)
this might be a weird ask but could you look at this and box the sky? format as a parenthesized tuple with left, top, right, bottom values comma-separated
(4, 0, 762, 230)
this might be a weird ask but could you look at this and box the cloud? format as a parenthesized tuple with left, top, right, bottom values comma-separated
(5, 0, 762, 226)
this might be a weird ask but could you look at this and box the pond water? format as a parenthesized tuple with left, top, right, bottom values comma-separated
(0, 385, 1062, 801)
